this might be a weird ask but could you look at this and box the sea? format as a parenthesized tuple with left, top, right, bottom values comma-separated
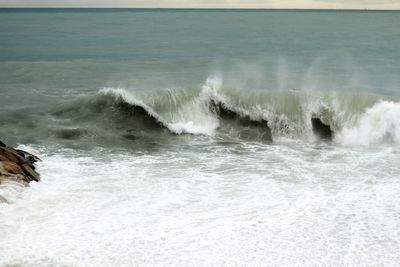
(0, 8, 400, 266)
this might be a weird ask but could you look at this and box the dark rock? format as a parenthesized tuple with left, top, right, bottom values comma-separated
(15, 149, 41, 164)
(0, 143, 40, 185)
(0, 147, 28, 165)
(21, 164, 40, 182)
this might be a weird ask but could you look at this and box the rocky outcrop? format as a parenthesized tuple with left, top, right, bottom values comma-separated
(0, 141, 40, 186)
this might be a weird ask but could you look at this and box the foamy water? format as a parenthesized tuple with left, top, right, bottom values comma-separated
(1, 139, 400, 266)
(2, 82, 400, 266)
(339, 101, 400, 146)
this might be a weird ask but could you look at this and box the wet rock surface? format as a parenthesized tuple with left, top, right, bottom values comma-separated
(0, 140, 40, 186)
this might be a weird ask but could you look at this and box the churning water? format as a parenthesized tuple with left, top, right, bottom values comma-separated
(1, 9, 400, 266)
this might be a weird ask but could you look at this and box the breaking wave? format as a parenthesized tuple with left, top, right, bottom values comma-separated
(338, 101, 400, 146)
(2, 76, 399, 148)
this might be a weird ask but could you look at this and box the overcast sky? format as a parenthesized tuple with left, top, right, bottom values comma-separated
(1, 0, 399, 9)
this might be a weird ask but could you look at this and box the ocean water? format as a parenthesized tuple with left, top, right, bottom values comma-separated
(1, 8, 400, 266)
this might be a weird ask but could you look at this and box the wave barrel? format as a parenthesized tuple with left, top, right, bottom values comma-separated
(311, 116, 333, 140)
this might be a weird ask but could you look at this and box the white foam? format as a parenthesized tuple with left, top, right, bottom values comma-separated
(338, 101, 400, 146)
(168, 121, 216, 135)
(0, 181, 26, 204)
(1, 142, 400, 266)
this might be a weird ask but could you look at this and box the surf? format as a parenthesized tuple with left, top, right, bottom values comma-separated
(2, 76, 399, 149)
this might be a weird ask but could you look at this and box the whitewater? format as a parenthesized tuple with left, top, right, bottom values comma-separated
(1, 8, 400, 267)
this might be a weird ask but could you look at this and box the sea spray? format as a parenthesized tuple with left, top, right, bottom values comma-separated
(338, 101, 400, 146)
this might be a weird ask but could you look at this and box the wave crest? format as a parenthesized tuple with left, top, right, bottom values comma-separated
(8, 76, 398, 148)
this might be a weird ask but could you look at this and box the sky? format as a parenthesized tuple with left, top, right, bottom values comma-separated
(0, 0, 400, 9)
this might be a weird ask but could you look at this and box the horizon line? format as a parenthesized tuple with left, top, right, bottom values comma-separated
(0, 7, 399, 11)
